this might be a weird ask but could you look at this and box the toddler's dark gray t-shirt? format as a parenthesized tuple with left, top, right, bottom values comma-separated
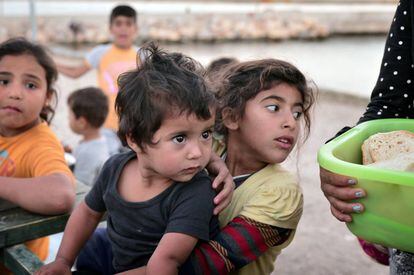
(85, 151, 219, 273)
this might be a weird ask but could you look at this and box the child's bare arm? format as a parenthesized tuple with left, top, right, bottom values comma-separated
(146, 232, 198, 275)
(116, 266, 146, 275)
(118, 233, 197, 275)
(57, 62, 90, 78)
(0, 173, 75, 215)
(35, 201, 103, 275)
(206, 152, 235, 214)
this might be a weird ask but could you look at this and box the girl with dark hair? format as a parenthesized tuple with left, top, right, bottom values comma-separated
(0, 37, 75, 271)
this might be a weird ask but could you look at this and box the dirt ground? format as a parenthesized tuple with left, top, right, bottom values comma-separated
(50, 67, 390, 275)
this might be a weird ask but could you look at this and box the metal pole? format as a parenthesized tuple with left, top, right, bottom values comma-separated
(29, 0, 37, 41)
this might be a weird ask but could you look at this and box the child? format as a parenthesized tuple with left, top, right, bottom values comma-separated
(0, 38, 76, 268)
(57, 4, 140, 155)
(108, 58, 315, 275)
(186, 58, 315, 274)
(67, 87, 110, 186)
(205, 56, 238, 83)
(36, 44, 220, 275)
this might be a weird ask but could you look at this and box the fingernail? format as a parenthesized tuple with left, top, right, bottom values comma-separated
(347, 179, 357, 185)
(355, 191, 364, 198)
(352, 205, 362, 213)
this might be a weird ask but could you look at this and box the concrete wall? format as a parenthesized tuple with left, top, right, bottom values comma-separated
(0, 2, 396, 44)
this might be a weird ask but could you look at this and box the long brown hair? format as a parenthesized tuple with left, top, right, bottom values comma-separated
(215, 58, 316, 141)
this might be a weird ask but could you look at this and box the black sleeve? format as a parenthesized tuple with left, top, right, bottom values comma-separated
(331, 0, 414, 140)
(165, 172, 215, 242)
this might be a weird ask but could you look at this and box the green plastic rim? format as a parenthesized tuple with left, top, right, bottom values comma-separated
(318, 119, 414, 187)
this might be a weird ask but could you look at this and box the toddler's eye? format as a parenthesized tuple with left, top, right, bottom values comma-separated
(201, 130, 212, 140)
(293, 111, 303, 119)
(26, 82, 37, 90)
(0, 79, 9, 86)
(172, 135, 186, 144)
(266, 105, 279, 112)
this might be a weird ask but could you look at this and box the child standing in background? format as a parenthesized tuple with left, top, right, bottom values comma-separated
(57, 5, 141, 155)
(0, 37, 75, 270)
(67, 87, 110, 186)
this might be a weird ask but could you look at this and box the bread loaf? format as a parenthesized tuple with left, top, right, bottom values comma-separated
(362, 130, 414, 172)
(368, 152, 414, 172)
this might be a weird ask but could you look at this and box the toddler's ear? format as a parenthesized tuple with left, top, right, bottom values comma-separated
(126, 135, 142, 153)
(221, 107, 239, 130)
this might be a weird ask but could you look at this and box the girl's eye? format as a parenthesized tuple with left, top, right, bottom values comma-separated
(201, 130, 212, 140)
(266, 105, 279, 112)
(293, 111, 303, 119)
(0, 79, 9, 86)
(172, 135, 186, 144)
(25, 82, 37, 90)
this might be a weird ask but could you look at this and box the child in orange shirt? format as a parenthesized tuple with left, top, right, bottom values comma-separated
(57, 5, 141, 155)
(0, 38, 76, 265)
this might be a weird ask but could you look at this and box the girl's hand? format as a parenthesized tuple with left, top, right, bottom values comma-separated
(211, 166, 234, 215)
(34, 258, 72, 275)
(319, 167, 366, 222)
(206, 154, 235, 215)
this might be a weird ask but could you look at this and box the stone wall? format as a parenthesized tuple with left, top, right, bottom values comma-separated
(0, 4, 394, 44)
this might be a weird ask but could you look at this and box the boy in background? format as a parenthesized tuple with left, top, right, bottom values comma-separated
(57, 5, 140, 154)
(67, 87, 110, 186)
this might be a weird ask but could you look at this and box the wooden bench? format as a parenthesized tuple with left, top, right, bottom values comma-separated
(0, 181, 90, 274)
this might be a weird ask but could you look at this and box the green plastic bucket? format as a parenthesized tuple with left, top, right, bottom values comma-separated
(318, 119, 414, 252)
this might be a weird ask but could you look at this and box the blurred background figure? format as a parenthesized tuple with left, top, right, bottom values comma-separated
(206, 57, 238, 83)
(56, 4, 140, 155)
(67, 87, 109, 187)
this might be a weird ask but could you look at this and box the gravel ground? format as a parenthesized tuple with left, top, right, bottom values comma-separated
(49, 62, 389, 275)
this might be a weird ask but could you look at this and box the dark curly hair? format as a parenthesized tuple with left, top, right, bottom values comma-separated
(115, 42, 216, 149)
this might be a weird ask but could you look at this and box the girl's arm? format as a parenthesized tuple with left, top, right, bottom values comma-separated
(35, 201, 104, 275)
(205, 152, 235, 214)
(188, 215, 291, 274)
(0, 172, 75, 215)
(146, 233, 198, 275)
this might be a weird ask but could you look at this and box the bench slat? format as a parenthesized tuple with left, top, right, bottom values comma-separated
(2, 244, 43, 275)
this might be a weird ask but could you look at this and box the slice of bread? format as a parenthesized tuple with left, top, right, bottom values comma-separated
(362, 130, 414, 164)
(361, 139, 374, 165)
(368, 152, 414, 172)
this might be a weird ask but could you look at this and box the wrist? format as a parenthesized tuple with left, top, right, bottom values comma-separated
(55, 255, 73, 268)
